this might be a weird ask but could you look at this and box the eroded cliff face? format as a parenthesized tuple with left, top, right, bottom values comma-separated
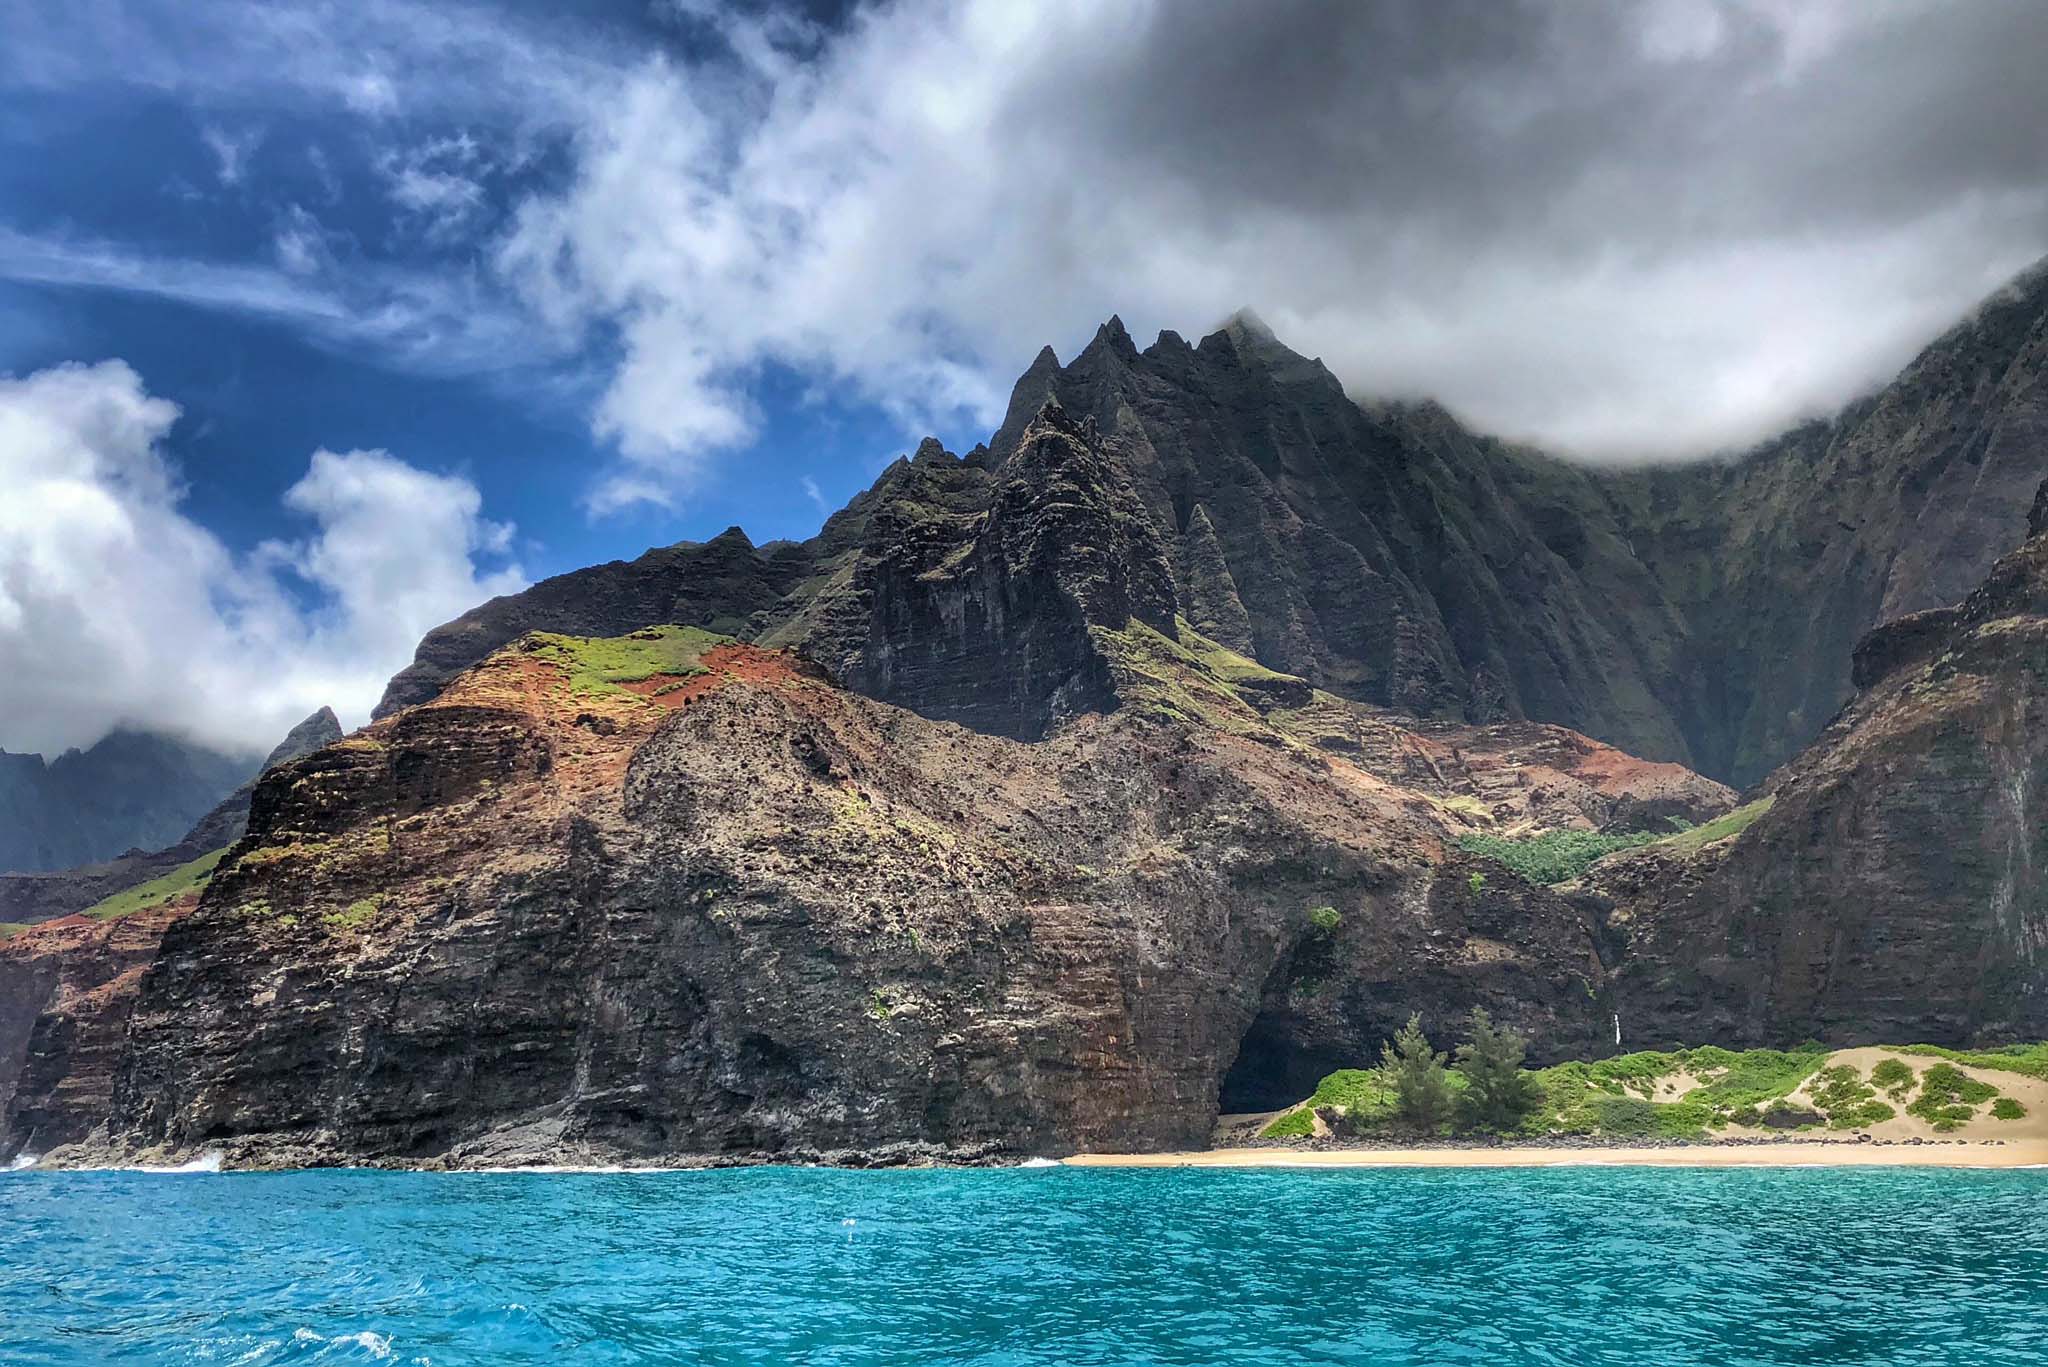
(802, 404, 1180, 739)
(0, 898, 193, 1156)
(1585, 528, 2048, 1046)
(68, 634, 1622, 1168)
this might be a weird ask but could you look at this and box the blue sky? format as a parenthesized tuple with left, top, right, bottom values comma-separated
(1, 0, 2042, 758)
(0, 5, 935, 575)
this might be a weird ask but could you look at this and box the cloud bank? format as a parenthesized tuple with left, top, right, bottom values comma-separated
(497, 0, 2048, 503)
(0, 360, 524, 757)
(7, 0, 2045, 510)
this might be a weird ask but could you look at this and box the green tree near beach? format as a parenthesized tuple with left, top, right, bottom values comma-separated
(1454, 1008, 1543, 1132)
(1381, 1013, 1455, 1131)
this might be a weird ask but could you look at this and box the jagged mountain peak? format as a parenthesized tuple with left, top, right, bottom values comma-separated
(375, 262, 2048, 789)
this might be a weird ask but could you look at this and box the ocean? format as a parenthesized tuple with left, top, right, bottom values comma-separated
(4, 1164, 2045, 1364)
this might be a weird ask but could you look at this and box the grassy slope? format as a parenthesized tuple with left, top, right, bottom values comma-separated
(1455, 795, 1777, 885)
(75, 847, 230, 922)
(1089, 616, 1299, 738)
(524, 625, 731, 699)
(1261, 1042, 2045, 1140)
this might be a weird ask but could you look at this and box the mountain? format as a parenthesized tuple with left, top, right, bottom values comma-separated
(0, 709, 343, 927)
(8, 405, 2042, 1170)
(3, 410, 1733, 1165)
(375, 262, 2048, 789)
(0, 731, 256, 876)
(5, 266, 2047, 1168)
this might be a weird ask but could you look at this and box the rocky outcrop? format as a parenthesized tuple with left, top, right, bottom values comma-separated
(815, 404, 1179, 738)
(375, 529, 810, 718)
(1583, 527, 2048, 1046)
(0, 898, 193, 1156)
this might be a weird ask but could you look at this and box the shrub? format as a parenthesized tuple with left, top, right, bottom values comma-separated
(1467, 872, 1486, 894)
(1382, 1014, 1455, 1132)
(1585, 1096, 1712, 1140)
(1259, 1107, 1315, 1139)
(1870, 1058, 1915, 1097)
(1809, 1064, 1889, 1129)
(1454, 1008, 1543, 1133)
(1307, 905, 1341, 935)
(1991, 1097, 2028, 1122)
(1686, 1048, 1829, 1110)
(1907, 1063, 1998, 1129)
(1453, 829, 1662, 885)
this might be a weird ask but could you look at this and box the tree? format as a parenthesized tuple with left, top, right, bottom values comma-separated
(1380, 1013, 1454, 1132)
(1454, 1007, 1543, 1133)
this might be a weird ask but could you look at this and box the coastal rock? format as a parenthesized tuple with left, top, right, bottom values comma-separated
(0, 899, 193, 1155)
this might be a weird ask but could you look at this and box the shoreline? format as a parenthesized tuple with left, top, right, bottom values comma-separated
(1068, 1139, 2048, 1169)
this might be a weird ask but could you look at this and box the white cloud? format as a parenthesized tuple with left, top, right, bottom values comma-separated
(799, 475, 825, 512)
(495, 0, 2048, 498)
(6, 0, 2046, 507)
(381, 132, 490, 241)
(0, 360, 524, 758)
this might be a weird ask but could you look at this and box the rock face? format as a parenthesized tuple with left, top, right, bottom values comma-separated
(1585, 521, 2048, 1046)
(0, 708, 343, 927)
(815, 405, 1180, 738)
(373, 262, 2048, 789)
(0, 899, 192, 1155)
(73, 635, 1616, 1167)
(0, 731, 255, 875)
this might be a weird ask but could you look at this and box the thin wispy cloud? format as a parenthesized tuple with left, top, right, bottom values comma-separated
(0, 226, 570, 377)
(200, 123, 263, 186)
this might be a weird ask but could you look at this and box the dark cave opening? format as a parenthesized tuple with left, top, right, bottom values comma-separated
(1216, 1008, 1357, 1115)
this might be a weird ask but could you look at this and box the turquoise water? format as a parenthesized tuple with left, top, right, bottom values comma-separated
(4, 1166, 2046, 1365)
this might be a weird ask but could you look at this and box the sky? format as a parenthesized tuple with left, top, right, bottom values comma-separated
(1, 0, 2045, 760)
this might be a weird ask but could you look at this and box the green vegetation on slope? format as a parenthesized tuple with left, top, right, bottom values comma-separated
(0, 922, 26, 940)
(1257, 1062, 1464, 1138)
(78, 847, 229, 922)
(1455, 796, 1778, 886)
(1907, 1063, 2000, 1131)
(523, 625, 730, 699)
(1453, 828, 1668, 885)
(1251, 1040, 2048, 1143)
(1897, 1042, 2048, 1081)
(1090, 616, 1316, 740)
(1656, 796, 1775, 855)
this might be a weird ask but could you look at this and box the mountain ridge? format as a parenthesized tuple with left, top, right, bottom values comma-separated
(375, 258, 2048, 788)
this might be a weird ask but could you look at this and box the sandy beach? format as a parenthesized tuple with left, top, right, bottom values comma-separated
(1067, 1139, 2048, 1169)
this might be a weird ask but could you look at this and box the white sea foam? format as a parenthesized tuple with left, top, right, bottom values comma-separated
(7, 1152, 38, 1171)
(132, 1150, 225, 1174)
(1015, 1157, 1062, 1168)
(292, 1327, 396, 1359)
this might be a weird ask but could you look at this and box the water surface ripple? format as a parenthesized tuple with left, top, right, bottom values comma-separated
(4, 1166, 2045, 1365)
